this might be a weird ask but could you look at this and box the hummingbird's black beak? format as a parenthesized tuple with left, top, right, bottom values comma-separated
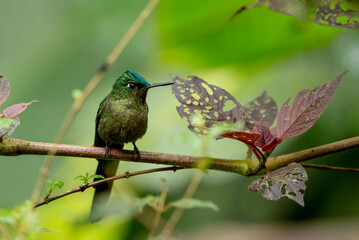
(147, 82, 173, 89)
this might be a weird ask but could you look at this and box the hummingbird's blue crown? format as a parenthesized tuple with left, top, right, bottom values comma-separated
(124, 70, 150, 87)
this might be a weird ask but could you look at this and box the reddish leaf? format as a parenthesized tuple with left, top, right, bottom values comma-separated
(244, 91, 277, 129)
(3, 100, 38, 118)
(222, 131, 262, 160)
(261, 138, 283, 155)
(270, 126, 277, 136)
(0, 76, 10, 107)
(277, 72, 347, 139)
(252, 122, 282, 155)
(172, 75, 245, 134)
(251, 122, 275, 147)
(222, 131, 261, 145)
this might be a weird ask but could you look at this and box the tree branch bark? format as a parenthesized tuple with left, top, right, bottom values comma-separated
(1, 136, 359, 175)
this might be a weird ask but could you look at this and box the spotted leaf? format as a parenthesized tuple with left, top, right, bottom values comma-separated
(249, 163, 308, 206)
(244, 91, 277, 129)
(172, 75, 245, 134)
(232, 0, 359, 29)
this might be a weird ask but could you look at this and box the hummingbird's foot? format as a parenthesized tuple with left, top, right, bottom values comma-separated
(132, 142, 141, 160)
(105, 144, 111, 158)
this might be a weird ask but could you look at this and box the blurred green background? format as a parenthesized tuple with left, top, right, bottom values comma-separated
(1, 0, 359, 239)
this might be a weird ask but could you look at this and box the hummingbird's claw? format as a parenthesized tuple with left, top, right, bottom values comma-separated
(105, 144, 111, 158)
(132, 142, 141, 161)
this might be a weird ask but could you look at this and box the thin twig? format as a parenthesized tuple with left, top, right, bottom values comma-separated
(148, 179, 169, 239)
(266, 136, 359, 170)
(160, 171, 203, 238)
(30, 0, 161, 206)
(301, 163, 359, 172)
(160, 144, 211, 238)
(34, 166, 181, 208)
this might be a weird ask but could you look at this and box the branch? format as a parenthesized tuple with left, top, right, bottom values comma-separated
(34, 166, 182, 208)
(266, 136, 359, 171)
(0, 137, 247, 173)
(1, 136, 359, 175)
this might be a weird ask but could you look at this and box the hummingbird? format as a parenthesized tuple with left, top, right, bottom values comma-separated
(90, 70, 172, 222)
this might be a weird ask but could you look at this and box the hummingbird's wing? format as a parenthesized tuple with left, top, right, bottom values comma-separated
(91, 96, 121, 222)
(94, 96, 108, 148)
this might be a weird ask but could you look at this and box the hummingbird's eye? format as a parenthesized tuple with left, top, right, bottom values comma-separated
(127, 83, 138, 90)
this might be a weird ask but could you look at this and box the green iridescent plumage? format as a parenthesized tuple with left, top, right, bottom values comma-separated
(90, 70, 172, 222)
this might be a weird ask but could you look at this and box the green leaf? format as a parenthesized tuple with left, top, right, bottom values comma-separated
(45, 180, 54, 190)
(171, 198, 219, 212)
(0, 209, 16, 225)
(0, 117, 14, 137)
(0, 117, 12, 128)
(0, 201, 38, 239)
(134, 195, 160, 212)
(0, 117, 20, 137)
(74, 175, 86, 181)
(37, 227, 61, 234)
(45, 179, 64, 190)
(53, 180, 64, 189)
(89, 174, 105, 179)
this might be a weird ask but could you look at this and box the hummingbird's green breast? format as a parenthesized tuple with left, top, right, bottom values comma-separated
(97, 95, 149, 145)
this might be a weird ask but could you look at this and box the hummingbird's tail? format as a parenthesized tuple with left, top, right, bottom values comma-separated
(89, 158, 120, 222)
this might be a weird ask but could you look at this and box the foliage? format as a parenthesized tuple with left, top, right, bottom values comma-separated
(136, 192, 219, 213)
(0, 77, 38, 137)
(135, 195, 161, 213)
(249, 163, 308, 206)
(75, 172, 104, 186)
(244, 91, 277, 130)
(44, 180, 64, 201)
(172, 75, 246, 135)
(170, 198, 219, 212)
(0, 201, 38, 239)
(276, 71, 347, 139)
(172, 71, 346, 205)
(232, 0, 359, 29)
(45, 180, 64, 191)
